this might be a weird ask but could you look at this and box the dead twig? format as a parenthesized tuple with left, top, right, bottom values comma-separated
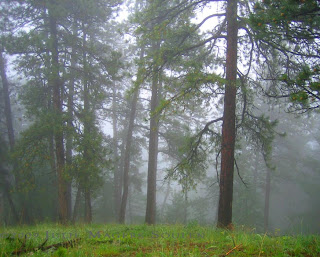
(223, 244, 242, 256)
(41, 238, 81, 251)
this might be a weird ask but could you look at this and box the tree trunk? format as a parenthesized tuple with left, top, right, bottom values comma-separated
(184, 189, 188, 224)
(72, 186, 81, 224)
(128, 186, 133, 224)
(48, 132, 59, 221)
(1, 172, 19, 223)
(0, 49, 20, 224)
(84, 189, 92, 223)
(160, 180, 171, 221)
(119, 47, 145, 223)
(253, 152, 259, 193)
(145, 53, 160, 225)
(118, 139, 125, 198)
(112, 84, 121, 219)
(48, 4, 67, 224)
(0, 50, 15, 150)
(82, 23, 92, 223)
(44, 11, 60, 222)
(119, 84, 140, 223)
(264, 167, 271, 233)
(0, 191, 3, 226)
(65, 22, 77, 222)
(217, 0, 238, 229)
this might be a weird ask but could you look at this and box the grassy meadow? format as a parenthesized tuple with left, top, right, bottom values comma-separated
(1, 223, 319, 256)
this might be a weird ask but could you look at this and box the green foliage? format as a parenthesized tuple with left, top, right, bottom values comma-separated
(161, 192, 187, 224)
(250, 0, 320, 37)
(0, 0, 124, 224)
(69, 126, 112, 194)
(163, 120, 213, 193)
(12, 118, 54, 190)
(5, 110, 59, 221)
(250, 0, 320, 111)
(233, 150, 265, 232)
(131, 0, 219, 197)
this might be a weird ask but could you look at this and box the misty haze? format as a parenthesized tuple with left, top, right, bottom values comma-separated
(0, 0, 319, 256)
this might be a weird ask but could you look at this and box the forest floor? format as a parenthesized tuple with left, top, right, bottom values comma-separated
(0, 223, 320, 256)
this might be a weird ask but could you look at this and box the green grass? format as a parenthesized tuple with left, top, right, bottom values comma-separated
(0, 223, 319, 256)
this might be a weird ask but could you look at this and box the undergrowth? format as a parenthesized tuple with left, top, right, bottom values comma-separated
(0, 223, 319, 256)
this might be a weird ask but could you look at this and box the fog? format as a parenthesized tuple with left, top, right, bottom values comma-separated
(0, 0, 319, 236)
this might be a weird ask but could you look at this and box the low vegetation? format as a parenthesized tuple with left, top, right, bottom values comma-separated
(1, 224, 319, 256)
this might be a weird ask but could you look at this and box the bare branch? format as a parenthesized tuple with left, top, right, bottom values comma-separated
(234, 158, 248, 188)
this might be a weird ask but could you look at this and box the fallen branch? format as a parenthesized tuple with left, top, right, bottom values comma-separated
(12, 238, 81, 256)
(13, 235, 27, 255)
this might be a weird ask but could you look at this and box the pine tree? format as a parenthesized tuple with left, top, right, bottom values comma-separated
(250, 0, 320, 112)
(1, 0, 122, 223)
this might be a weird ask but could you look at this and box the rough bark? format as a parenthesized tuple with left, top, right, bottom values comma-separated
(119, 86, 140, 223)
(145, 59, 160, 225)
(0, 50, 15, 150)
(48, 4, 67, 224)
(112, 85, 121, 219)
(217, 0, 238, 228)
(0, 191, 3, 225)
(128, 186, 133, 224)
(160, 180, 171, 220)
(0, 49, 19, 223)
(44, 12, 59, 220)
(72, 186, 81, 223)
(82, 24, 92, 223)
(84, 189, 92, 223)
(0, 169, 19, 223)
(253, 152, 259, 193)
(264, 167, 271, 233)
(118, 140, 125, 199)
(184, 189, 188, 224)
(65, 22, 77, 222)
